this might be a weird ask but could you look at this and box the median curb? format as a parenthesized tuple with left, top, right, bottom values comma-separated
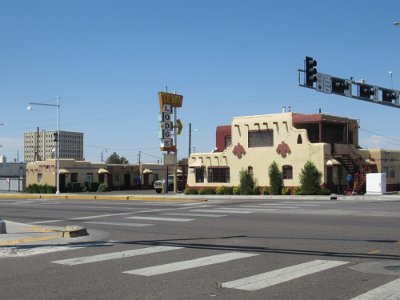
(0, 223, 90, 247)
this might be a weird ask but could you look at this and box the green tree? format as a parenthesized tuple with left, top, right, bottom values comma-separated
(105, 152, 129, 164)
(239, 169, 256, 195)
(268, 161, 283, 195)
(299, 161, 322, 195)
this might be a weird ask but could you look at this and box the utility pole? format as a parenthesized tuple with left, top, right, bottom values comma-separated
(188, 123, 192, 157)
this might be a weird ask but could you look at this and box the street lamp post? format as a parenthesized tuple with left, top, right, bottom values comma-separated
(27, 96, 61, 194)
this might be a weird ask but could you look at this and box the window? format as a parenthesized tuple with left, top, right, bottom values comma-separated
(297, 134, 303, 144)
(195, 168, 204, 183)
(248, 130, 273, 147)
(86, 173, 93, 182)
(208, 167, 230, 183)
(225, 135, 232, 149)
(248, 166, 253, 175)
(71, 173, 78, 182)
(282, 165, 293, 179)
(37, 173, 43, 183)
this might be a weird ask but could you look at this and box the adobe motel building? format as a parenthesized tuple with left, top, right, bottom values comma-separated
(187, 112, 400, 194)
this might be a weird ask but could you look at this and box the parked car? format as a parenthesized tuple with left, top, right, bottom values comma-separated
(153, 174, 184, 193)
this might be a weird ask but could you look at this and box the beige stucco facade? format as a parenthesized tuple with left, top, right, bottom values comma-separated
(26, 159, 108, 191)
(187, 112, 400, 193)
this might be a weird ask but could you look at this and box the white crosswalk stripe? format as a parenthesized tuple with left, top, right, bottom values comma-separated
(52, 246, 183, 266)
(123, 252, 258, 276)
(350, 278, 400, 300)
(222, 259, 348, 291)
(190, 209, 252, 214)
(162, 212, 227, 218)
(83, 221, 153, 227)
(127, 216, 194, 222)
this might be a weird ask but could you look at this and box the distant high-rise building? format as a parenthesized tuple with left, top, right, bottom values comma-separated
(24, 130, 84, 163)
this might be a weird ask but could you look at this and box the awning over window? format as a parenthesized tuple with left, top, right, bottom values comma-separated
(98, 168, 109, 174)
(59, 169, 70, 174)
(142, 168, 153, 174)
(326, 158, 341, 166)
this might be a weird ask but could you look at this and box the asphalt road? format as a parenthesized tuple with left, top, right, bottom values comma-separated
(1, 197, 400, 300)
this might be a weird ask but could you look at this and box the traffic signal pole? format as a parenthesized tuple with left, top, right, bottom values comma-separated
(298, 56, 400, 109)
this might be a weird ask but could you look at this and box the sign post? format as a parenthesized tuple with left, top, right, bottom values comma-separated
(158, 92, 183, 193)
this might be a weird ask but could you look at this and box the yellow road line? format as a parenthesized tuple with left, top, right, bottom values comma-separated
(367, 249, 382, 254)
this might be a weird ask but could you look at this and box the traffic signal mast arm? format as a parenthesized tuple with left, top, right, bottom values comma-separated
(298, 56, 400, 109)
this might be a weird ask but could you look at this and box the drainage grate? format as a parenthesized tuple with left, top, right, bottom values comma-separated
(384, 265, 400, 272)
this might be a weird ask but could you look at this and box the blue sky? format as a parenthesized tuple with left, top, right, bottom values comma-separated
(1, 0, 400, 163)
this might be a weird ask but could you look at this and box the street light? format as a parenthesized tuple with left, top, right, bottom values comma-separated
(394, 21, 400, 26)
(27, 96, 61, 194)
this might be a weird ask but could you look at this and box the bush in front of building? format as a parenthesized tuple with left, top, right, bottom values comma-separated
(86, 182, 100, 192)
(268, 161, 283, 195)
(184, 188, 198, 195)
(67, 182, 82, 193)
(215, 186, 234, 195)
(233, 186, 240, 195)
(299, 161, 322, 195)
(282, 186, 291, 195)
(239, 169, 257, 195)
(198, 187, 216, 195)
(97, 183, 109, 192)
(263, 186, 270, 195)
(26, 184, 55, 194)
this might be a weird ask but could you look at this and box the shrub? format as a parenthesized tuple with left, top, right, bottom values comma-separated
(282, 186, 291, 195)
(223, 186, 234, 195)
(67, 182, 81, 193)
(45, 185, 55, 193)
(318, 188, 332, 195)
(252, 186, 260, 195)
(27, 184, 40, 193)
(295, 186, 303, 195)
(233, 186, 240, 195)
(184, 188, 198, 195)
(87, 182, 100, 192)
(239, 169, 256, 195)
(97, 183, 109, 192)
(269, 161, 283, 195)
(299, 161, 322, 195)
(263, 186, 270, 195)
(215, 186, 225, 195)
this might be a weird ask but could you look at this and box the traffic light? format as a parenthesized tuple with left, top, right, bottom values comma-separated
(331, 77, 350, 95)
(358, 83, 375, 99)
(305, 56, 317, 87)
(381, 88, 398, 103)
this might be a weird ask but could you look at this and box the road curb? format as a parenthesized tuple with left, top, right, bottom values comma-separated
(0, 193, 207, 202)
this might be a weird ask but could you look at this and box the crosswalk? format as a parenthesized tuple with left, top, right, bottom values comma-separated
(27, 201, 326, 228)
(47, 244, 400, 298)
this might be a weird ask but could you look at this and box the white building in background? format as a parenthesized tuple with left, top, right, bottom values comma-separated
(24, 130, 84, 163)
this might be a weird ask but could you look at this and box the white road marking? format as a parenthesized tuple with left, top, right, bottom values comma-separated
(52, 246, 183, 266)
(128, 216, 194, 222)
(83, 221, 153, 227)
(222, 259, 348, 291)
(30, 220, 63, 224)
(162, 213, 227, 218)
(71, 212, 134, 220)
(258, 204, 298, 208)
(350, 278, 400, 300)
(0, 242, 113, 257)
(190, 209, 252, 214)
(124, 252, 258, 276)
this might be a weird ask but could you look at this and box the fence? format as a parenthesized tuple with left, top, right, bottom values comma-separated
(0, 177, 25, 192)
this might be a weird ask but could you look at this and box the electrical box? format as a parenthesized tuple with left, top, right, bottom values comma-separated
(366, 173, 386, 195)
